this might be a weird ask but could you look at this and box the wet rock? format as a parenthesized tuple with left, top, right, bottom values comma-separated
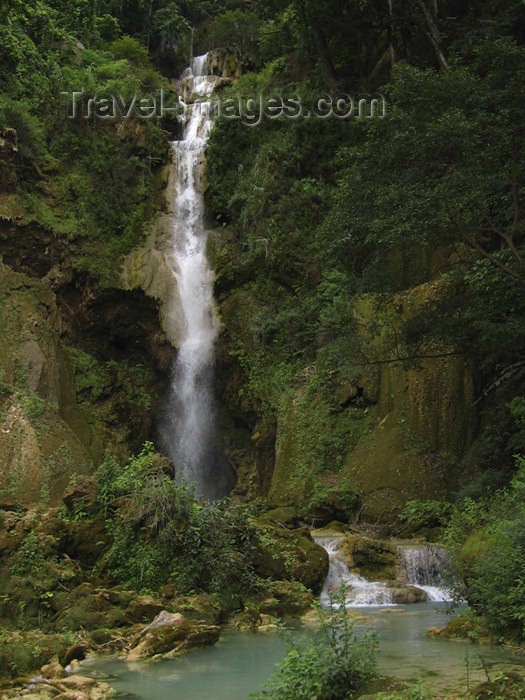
(127, 618, 220, 661)
(53, 674, 116, 699)
(388, 585, 427, 604)
(62, 476, 97, 512)
(258, 580, 315, 617)
(40, 661, 66, 679)
(232, 607, 262, 630)
(60, 642, 91, 667)
(340, 534, 397, 581)
(425, 615, 497, 643)
(251, 517, 329, 593)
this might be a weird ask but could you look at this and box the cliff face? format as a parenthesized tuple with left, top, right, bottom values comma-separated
(212, 254, 478, 522)
(0, 211, 172, 507)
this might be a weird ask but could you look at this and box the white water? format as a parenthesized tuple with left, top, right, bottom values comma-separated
(398, 543, 452, 602)
(316, 536, 451, 606)
(158, 55, 227, 500)
(317, 537, 397, 607)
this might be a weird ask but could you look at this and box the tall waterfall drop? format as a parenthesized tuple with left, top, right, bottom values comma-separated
(158, 54, 228, 500)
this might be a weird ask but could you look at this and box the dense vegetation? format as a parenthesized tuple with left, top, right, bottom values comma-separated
(203, 0, 525, 642)
(1, 0, 525, 693)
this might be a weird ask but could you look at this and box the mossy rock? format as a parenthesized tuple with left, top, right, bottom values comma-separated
(59, 641, 91, 666)
(340, 534, 397, 581)
(124, 595, 164, 624)
(426, 614, 497, 643)
(58, 517, 107, 567)
(257, 580, 315, 617)
(250, 517, 328, 593)
(232, 606, 262, 630)
(127, 620, 220, 661)
(54, 585, 130, 631)
(262, 506, 301, 528)
(0, 631, 67, 678)
(170, 593, 222, 624)
(471, 671, 525, 699)
(354, 676, 409, 698)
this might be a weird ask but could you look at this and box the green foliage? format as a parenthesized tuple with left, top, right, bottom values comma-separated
(252, 587, 378, 699)
(11, 532, 46, 579)
(96, 449, 120, 517)
(376, 687, 432, 700)
(444, 457, 525, 640)
(401, 499, 453, 531)
(108, 35, 147, 63)
(203, 10, 263, 54)
(102, 443, 256, 596)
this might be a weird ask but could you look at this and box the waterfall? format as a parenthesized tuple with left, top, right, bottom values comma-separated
(157, 54, 228, 500)
(397, 544, 451, 602)
(315, 537, 452, 606)
(316, 537, 396, 607)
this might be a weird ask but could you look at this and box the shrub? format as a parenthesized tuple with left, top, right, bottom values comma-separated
(102, 443, 256, 596)
(252, 587, 378, 699)
(444, 457, 525, 640)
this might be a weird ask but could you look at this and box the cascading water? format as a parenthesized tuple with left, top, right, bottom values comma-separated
(397, 543, 451, 602)
(157, 54, 229, 500)
(316, 536, 451, 606)
(317, 537, 396, 607)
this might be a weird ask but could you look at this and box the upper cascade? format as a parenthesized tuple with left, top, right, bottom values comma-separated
(157, 53, 229, 500)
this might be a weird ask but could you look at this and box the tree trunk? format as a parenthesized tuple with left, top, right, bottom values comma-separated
(304, 0, 338, 84)
(416, 0, 448, 68)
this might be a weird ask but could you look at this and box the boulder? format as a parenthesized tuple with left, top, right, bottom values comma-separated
(258, 580, 315, 617)
(124, 595, 165, 624)
(251, 517, 329, 593)
(40, 661, 66, 679)
(127, 618, 220, 661)
(389, 585, 427, 604)
(53, 675, 116, 699)
(62, 476, 97, 512)
(340, 534, 397, 581)
(142, 610, 185, 632)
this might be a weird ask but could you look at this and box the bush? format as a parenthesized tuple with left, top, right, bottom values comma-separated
(252, 587, 378, 699)
(444, 456, 525, 640)
(102, 443, 256, 596)
(401, 499, 453, 531)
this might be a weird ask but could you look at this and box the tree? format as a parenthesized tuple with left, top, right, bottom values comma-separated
(323, 38, 525, 287)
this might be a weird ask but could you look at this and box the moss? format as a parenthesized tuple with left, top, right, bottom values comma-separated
(340, 534, 398, 581)
(270, 385, 371, 519)
(250, 516, 328, 593)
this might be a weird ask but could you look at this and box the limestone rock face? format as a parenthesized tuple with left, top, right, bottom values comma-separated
(62, 476, 98, 513)
(119, 170, 184, 348)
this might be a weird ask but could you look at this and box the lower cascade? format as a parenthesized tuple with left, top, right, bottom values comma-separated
(316, 536, 451, 606)
(157, 54, 228, 500)
(397, 542, 451, 602)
